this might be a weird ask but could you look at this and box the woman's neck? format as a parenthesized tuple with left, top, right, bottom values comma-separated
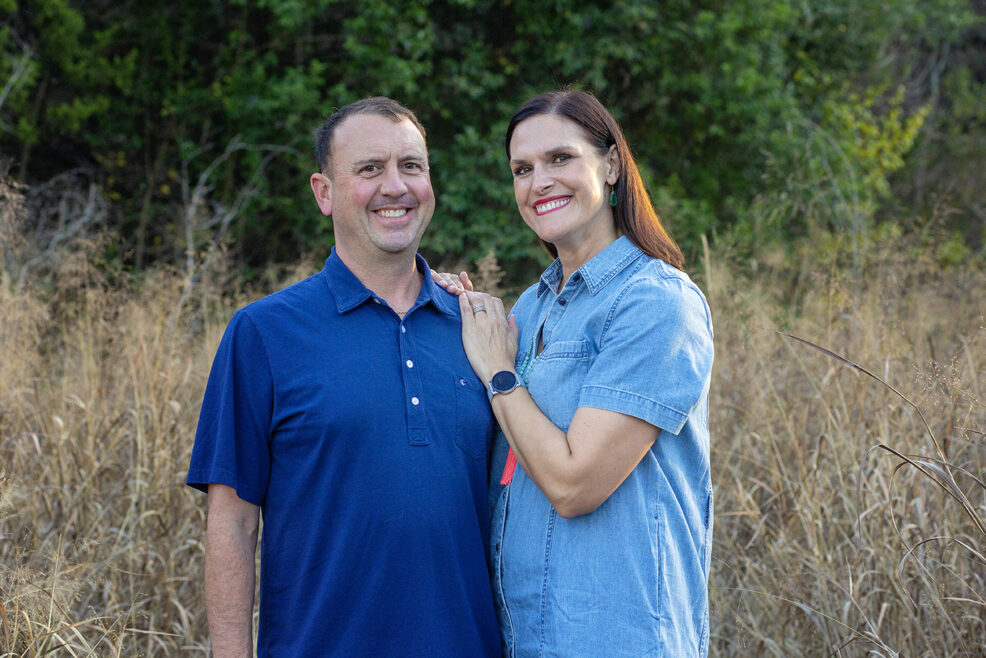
(556, 230, 621, 289)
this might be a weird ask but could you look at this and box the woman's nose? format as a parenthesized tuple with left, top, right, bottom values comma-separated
(532, 166, 552, 194)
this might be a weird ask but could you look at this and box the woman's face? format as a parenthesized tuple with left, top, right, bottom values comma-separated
(508, 114, 619, 258)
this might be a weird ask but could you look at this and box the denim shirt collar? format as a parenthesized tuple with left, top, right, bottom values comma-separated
(536, 235, 645, 298)
(322, 247, 456, 317)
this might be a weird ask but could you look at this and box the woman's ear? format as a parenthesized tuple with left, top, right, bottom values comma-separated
(605, 144, 621, 186)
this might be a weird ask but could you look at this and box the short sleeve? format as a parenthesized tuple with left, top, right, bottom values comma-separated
(186, 309, 274, 505)
(579, 275, 714, 435)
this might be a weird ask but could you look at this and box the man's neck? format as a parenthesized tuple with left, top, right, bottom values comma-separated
(335, 247, 424, 314)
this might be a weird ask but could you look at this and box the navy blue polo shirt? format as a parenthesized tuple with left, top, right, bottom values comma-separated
(187, 249, 500, 657)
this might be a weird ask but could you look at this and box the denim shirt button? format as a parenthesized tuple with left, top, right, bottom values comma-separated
(558, 298, 567, 305)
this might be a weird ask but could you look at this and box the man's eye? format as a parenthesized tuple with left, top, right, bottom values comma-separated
(403, 162, 422, 170)
(360, 165, 380, 174)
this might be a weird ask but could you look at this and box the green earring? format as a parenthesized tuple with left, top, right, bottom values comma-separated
(609, 189, 618, 207)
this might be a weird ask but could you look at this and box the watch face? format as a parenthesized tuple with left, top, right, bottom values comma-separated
(491, 370, 518, 392)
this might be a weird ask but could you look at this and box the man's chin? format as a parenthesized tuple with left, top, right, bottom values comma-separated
(373, 239, 422, 257)
(372, 227, 430, 256)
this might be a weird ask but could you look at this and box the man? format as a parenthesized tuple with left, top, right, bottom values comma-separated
(187, 97, 500, 657)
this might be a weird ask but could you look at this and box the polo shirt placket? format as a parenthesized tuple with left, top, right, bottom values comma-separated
(397, 312, 429, 446)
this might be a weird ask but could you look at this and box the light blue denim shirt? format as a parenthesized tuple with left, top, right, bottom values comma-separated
(490, 236, 715, 657)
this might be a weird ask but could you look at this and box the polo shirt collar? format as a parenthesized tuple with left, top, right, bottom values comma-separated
(322, 247, 456, 317)
(536, 235, 644, 297)
(418, 258, 458, 317)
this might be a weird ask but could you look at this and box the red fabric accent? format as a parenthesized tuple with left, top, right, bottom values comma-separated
(500, 448, 517, 485)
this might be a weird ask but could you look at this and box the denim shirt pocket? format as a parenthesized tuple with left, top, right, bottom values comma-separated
(537, 339, 591, 360)
(527, 340, 592, 427)
(454, 374, 492, 459)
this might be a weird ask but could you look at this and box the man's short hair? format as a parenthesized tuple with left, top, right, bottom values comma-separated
(314, 97, 427, 174)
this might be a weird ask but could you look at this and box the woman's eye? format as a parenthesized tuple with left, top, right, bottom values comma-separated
(552, 153, 571, 164)
(513, 165, 531, 176)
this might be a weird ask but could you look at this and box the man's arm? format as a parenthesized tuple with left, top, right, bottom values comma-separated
(205, 483, 260, 658)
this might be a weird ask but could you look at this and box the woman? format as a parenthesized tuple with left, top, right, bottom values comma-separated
(441, 90, 714, 656)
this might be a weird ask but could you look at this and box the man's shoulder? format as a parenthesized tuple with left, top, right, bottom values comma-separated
(238, 270, 329, 324)
(430, 284, 465, 319)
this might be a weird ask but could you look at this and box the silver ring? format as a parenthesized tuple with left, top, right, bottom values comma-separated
(472, 305, 487, 313)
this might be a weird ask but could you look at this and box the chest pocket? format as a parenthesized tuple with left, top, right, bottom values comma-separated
(454, 374, 494, 459)
(527, 339, 592, 429)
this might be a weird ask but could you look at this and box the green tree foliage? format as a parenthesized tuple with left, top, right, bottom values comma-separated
(1, 0, 982, 284)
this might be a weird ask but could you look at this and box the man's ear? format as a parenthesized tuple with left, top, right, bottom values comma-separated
(310, 172, 333, 216)
(605, 144, 621, 186)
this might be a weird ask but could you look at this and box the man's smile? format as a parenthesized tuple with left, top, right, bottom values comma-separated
(376, 208, 410, 218)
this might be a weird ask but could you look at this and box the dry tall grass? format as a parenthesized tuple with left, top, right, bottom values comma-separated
(0, 250, 228, 655)
(1, 212, 983, 654)
(706, 232, 986, 655)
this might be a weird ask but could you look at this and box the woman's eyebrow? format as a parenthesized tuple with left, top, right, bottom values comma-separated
(510, 145, 577, 165)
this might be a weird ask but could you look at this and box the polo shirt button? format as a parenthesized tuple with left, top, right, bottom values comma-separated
(406, 360, 414, 368)
(401, 325, 406, 333)
(374, 298, 381, 304)
(411, 396, 420, 405)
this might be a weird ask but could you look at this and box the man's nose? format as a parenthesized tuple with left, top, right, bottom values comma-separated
(380, 165, 409, 196)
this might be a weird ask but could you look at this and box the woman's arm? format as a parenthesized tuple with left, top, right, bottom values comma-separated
(459, 291, 659, 518)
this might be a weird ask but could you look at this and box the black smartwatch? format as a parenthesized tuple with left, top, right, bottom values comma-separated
(487, 370, 521, 402)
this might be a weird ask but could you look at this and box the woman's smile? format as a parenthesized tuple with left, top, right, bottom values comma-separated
(533, 196, 572, 215)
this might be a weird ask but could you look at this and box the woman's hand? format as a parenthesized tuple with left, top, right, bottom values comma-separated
(430, 269, 474, 295)
(458, 290, 519, 383)
(459, 290, 658, 518)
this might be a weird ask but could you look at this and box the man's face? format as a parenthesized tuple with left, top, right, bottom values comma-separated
(310, 114, 434, 264)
